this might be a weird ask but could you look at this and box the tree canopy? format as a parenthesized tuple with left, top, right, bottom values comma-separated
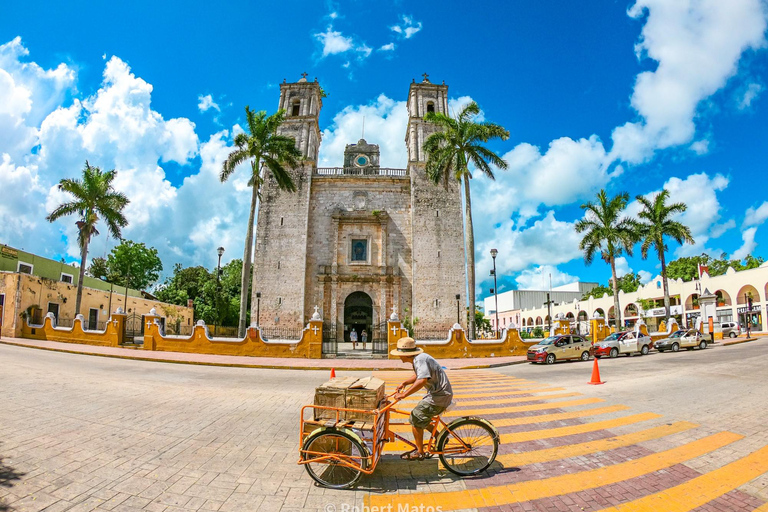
(666, 253, 764, 282)
(155, 259, 248, 326)
(90, 240, 163, 291)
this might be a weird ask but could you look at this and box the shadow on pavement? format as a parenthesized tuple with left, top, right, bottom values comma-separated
(0, 454, 25, 512)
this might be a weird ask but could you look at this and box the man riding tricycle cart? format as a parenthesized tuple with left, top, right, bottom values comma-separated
(298, 337, 499, 488)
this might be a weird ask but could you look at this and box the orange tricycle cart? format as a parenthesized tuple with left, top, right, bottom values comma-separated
(298, 393, 500, 489)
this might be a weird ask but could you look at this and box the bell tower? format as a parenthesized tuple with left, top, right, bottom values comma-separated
(405, 73, 449, 163)
(405, 74, 467, 331)
(277, 73, 323, 162)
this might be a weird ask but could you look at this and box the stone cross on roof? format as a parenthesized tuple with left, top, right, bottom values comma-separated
(422, 72, 430, 82)
(301, 72, 308, 79)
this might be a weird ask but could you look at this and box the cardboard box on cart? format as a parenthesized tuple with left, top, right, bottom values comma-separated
(313, 376, 358, 420)
(345, 377, 386, 422)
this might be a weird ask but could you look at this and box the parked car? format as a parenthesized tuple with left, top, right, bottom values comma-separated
(527, 335, 592, 365)
(721, 322, 741, 338)
(655, 329, 708, 352)
(593, 331, 652, 358)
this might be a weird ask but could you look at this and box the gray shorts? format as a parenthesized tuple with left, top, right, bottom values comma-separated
(409, 400, 446, 429)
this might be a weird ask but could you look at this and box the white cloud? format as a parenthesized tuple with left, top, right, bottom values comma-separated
(356, 44, 372, 59)
(379, 43, 395, 52)
(315, 26, 354, 56)
(390, 15, 423, 39)
(476, 211, 583, 293)
(744, 201, 768, 227)
(614, 257, 632, 278)
(610, 0, 768, 164)
(638, 270, 653, 284)
(318, 94, 408, 167)
(689, 139, 710, 155)
(197, 94, 220, 112)
(515, 265, 578, 291)
(0, 37, 75, 160)
(732, 227, 758, 260)
(738, 82, 764, 109)
(0, 42, 256, 276)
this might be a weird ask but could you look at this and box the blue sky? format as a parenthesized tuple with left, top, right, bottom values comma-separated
(1, 0, 767, 302)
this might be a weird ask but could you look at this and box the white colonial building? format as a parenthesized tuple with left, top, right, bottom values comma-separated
(515, 263, 768, 333)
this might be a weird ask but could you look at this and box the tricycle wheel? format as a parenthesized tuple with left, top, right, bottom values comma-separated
(437, 418, 499, 476)
(301, 429, 366, 489)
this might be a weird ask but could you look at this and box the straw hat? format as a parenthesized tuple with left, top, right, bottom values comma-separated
(390, 337, 424, 357)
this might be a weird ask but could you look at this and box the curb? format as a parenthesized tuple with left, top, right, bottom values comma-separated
(0, 340, 528, 372)
(722, 337, 761, 347)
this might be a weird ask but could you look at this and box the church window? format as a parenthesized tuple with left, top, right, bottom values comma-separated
(437, 251, 440, 258)
(426, 101, 435, 113)
(436, 210, 439, 217)
(351, 239, 368, 262)
(278, 261, 280, 269)
(278, 297, 282, 305)
(280, 217, 284, 226)
(291, 101, 300, 116)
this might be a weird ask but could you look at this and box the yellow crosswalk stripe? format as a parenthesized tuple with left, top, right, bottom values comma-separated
(495, 421, 697, 466)
(383, 412, 660, 453)
(366, 432, 743, 511)
(400, 387, 565, 404)
(595, 444, 768, 511)
(498, 412, 661, 444)
(388, 404, 631, 433)
(443, 397, 605, 417)
(443, 391, 582, 407)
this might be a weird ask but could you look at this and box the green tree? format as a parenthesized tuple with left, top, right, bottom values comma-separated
(221, 107, 302, 337)
(575, 190, 639, 328)
(615, 273, 642, 294)
(474, 307, 492, 334)
(582, 284, 612, 300)
(423, 101, 509, 338)
(636, 190, 694, 323)
(155, 260, 247, 328)
(46, 161, 129, 316)
(105, 240, 163, 291)
(87, 257, 109, 280)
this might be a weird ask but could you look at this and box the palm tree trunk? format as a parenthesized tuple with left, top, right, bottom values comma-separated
(238, 178, 259, 338)
(660, 244, 671, 323)
(463, 175, 476, 339)
(75, 240, 88, 317)
(610, 255, 622, 330)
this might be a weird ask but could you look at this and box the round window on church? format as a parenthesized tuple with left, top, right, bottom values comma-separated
(354, 155, 369, 167)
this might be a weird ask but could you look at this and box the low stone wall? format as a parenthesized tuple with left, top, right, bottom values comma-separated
(387, 320, 537, 359)
(142, 314, 323, 359)
(21, 312, 125, 347)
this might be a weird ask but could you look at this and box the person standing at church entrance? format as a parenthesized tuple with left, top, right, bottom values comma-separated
(361, 329, 368, 349)
(350, 328, 358, 349)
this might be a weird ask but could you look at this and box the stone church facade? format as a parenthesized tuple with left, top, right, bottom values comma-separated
(252, 74, 466, 348)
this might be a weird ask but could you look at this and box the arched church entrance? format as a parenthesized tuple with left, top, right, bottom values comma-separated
(344, 291, 373, 350)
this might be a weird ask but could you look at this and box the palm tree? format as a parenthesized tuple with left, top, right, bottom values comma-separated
(636, 190, 694, 323)
(221, 107, 302, 337)
(575, 190, 639, 330)
(47, 162, 129, 317)
(423, 101, 509, 338)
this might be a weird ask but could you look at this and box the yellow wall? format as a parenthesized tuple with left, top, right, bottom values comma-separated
(387, 321, 538, 359)
(143, 316, 323, 359)
(21, 313, 125, 347)
(2, 272, 193, 338)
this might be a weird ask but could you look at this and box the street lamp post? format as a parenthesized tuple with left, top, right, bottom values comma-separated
(216, 246, 224, 336)
(256, 292, 261, 327)
(455, 294, 461, 325)
(490, 249, 499, 339)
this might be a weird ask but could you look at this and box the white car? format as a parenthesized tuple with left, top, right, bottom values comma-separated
(593, 331, 652, 358)
(655, 329, 708, 352)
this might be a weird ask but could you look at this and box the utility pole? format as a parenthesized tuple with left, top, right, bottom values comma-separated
(490, 248, 499, 338)
(544, 293, 554, 333)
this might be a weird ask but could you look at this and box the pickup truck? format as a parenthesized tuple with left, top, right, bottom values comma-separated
(593, 331, 652, 358)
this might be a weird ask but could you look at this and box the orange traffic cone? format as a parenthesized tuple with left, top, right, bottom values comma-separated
(588, 357, 605, 385)
(330, 368, 336, 379)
